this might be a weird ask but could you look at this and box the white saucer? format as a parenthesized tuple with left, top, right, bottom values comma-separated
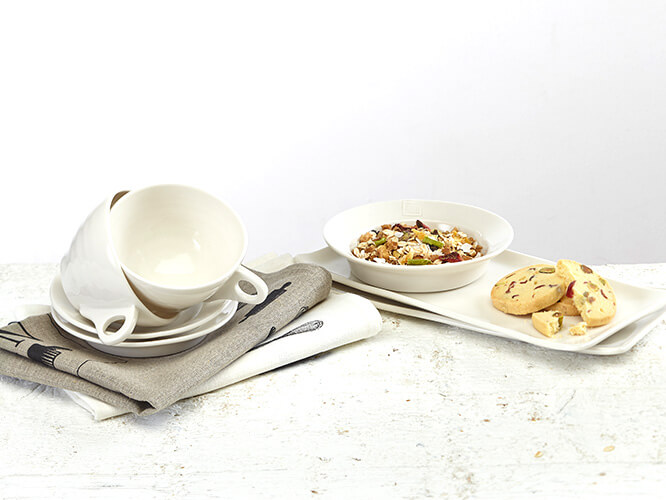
(65, 328, 207, 358)
(50, 301, 238, 358)
(50, 274, 234, 340)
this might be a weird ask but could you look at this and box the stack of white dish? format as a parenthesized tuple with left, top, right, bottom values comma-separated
(52, 185, 269, 358)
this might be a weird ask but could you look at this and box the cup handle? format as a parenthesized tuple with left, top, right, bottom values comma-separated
(79, 305, 139, 346)
(210, 266, 269, 305)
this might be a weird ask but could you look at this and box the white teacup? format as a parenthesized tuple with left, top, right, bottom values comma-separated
(60, 192, 178, 346)
(109, 184, 268, 313)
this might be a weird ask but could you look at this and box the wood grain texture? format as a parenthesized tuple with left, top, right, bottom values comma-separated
(0, 263, 665, 499)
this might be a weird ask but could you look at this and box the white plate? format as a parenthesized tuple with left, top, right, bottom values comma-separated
(65, 329, 207, 358)
(50, 300, 237, 358)
(582, 308, 665, 355)
(50, 274, 234, 339)
(295, 248, 666, 352)
(323, 199, 513, 292)
(340, 285, 665, 355)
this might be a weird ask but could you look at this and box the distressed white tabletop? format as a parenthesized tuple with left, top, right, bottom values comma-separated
(0, 262, 665, 499)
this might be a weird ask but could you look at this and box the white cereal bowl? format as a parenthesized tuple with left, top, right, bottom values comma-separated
(323, 199, 514, 293)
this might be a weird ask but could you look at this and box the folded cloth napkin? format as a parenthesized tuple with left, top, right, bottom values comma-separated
(0, 264, 331, 416)
(66, 292, 382, 420)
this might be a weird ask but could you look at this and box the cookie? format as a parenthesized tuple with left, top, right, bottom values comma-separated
(491, 264, 567, 315)
(569, 321, 588, 336)
(544, 295, 579, 316)
(531, 311, 563, 337)
(556, 259, 616, 327)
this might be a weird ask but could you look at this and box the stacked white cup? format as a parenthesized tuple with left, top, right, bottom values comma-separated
(59, 185, 268, 346)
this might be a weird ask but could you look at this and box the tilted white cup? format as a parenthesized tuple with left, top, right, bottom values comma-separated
(109, 184, 269, 313)
(60, 192, 178, 346)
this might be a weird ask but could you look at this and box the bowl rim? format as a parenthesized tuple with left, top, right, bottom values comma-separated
(323, 199, 514, 272)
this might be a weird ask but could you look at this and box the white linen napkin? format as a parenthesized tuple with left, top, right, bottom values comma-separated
(65, 291, 382, 420)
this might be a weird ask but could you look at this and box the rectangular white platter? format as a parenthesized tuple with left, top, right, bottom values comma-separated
(332, 283, 665, 355)
(295, 248, 666, 353)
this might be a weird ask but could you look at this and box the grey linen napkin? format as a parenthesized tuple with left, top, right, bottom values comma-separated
(0, 264, 331, 416)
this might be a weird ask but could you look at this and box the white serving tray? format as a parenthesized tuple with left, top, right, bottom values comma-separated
(295, 248, 666, 354)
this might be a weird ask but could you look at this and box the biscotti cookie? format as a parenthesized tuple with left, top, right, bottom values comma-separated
(556, 259, 616, 327)
(491, 264, 567, 315)
(531, 311, 563, 337)
(544, 295, 579, 316)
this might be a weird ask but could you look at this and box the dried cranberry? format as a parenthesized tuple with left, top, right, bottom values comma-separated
(442, 252, 463, 263)
(566, 281, 576, 298)
(416, 219, 431, 230)
(601, 289, 608, 299)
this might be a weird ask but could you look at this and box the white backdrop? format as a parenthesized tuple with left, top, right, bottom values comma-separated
(1, 1, 664, 264)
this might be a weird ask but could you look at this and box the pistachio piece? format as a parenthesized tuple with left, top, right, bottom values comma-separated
(406, 258, 432, 265)
(580, 264, 594, 274)
(421, 235, 443, 249)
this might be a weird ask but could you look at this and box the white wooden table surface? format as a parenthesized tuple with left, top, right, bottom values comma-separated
(1, 263, 665, 499)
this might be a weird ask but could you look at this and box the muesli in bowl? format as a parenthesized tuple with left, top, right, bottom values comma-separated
(352, 220, 484, 266)
(323, 200, 513, 292)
